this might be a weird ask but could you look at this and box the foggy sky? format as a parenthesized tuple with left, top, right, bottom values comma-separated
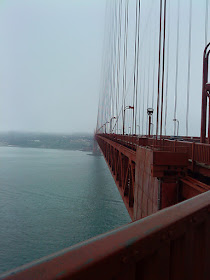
(0, 0, 106, 133)
(0, 0, 209, 136)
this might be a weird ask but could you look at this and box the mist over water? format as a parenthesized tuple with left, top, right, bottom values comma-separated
(0, 147, 130, 274)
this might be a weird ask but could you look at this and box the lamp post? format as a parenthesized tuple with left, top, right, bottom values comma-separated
(97, 124, 104, 133)
(110, 117, 116, 133)
(173, 119, 179, 136)
(100, 123, 107, 133)
(123, 106, 134, 135)
(104, 121, 109, 134)
(150, 123, 154, 136)
(101, 124, 105, 133)
(147, 108, 154, 136)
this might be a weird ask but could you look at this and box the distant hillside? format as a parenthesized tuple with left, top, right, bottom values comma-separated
(0, 132, 93, 151)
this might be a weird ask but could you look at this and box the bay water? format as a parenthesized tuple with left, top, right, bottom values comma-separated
(0, 147, 130, 274)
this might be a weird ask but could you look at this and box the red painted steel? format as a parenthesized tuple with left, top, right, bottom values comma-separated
(103, 133, 210, 169)
(181, 176, 210, 199)
(201, 42, 210, 143)
(95, 134, 210, 221)
(134, 146, 159, 219)
(96, 135, 136, 219)
(1, 191, 210, 280)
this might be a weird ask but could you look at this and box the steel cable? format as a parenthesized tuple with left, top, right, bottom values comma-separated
(164, 0, 170, 135)
(186, 0, 192, 136)
(173, 0, 180, 136)
(160, 0, 167, 138)
(156, 0, 163, 138)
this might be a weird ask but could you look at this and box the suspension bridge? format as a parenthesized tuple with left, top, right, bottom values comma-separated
(2, 0, 210, 279)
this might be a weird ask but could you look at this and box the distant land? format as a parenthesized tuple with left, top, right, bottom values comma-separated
(0, 132, 94, 152)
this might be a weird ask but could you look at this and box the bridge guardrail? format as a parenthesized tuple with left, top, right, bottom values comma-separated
(99, 134, 210, 166)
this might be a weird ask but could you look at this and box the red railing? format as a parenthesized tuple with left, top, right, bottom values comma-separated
(2, 191, 210, 280)
(194, 142, 210, 164)
(99, 134, 210, 165)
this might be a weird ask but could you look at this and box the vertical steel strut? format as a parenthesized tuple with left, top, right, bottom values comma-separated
(201, 42, 210, 143)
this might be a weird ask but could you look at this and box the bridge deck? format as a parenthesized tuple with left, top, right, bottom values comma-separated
(95, 134, 210, 220)
(101, 134, 210, 168)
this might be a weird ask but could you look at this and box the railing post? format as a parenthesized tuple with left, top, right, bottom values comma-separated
(174, 140, 176, 152)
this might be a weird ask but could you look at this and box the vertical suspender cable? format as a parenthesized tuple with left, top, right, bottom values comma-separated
(116, 1, 120, 133)
(133, 0, 138, 134)
(99, 0, 110, 130)
(142, 58, 146, 135)
(146, 26, 152, 134)
(152, 11, 157, 111)
(116, 0, 122, 133)
(135, 0, 141, 135)
(122, 0, 129, 134)
(139, 47, 145, 135)
(111, 2, 116, 121)
(186, 0, 192, 136)
(164, 0, 170, 135)
(107, 3, 113, 126)
(160, 0, 167, 138)
(174, 0, 180, 136)
(114, 1, 118, 132)
(122, 1, 126, 133)
(151, 20, 157, 136)
(125, 0, 129, 132)
(156, 0, 163, 138)
(205, 0, 209, 46)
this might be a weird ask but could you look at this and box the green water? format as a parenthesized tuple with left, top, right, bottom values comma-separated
(0, 147, 130, 274)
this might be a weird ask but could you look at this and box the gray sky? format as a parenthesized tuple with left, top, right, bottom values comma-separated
(0, 0, 209, 136)
(0, 0, 106, 133)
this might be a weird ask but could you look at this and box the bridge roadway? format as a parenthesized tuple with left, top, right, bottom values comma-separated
(96, 133, 210, 221)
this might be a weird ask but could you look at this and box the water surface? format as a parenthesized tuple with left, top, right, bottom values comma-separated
(0, 147, 130, 274)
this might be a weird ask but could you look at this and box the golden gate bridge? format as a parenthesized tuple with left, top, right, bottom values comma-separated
(2, 0, 210, 279)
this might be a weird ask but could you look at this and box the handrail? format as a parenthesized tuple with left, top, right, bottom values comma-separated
(97, 134, 210, 166)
